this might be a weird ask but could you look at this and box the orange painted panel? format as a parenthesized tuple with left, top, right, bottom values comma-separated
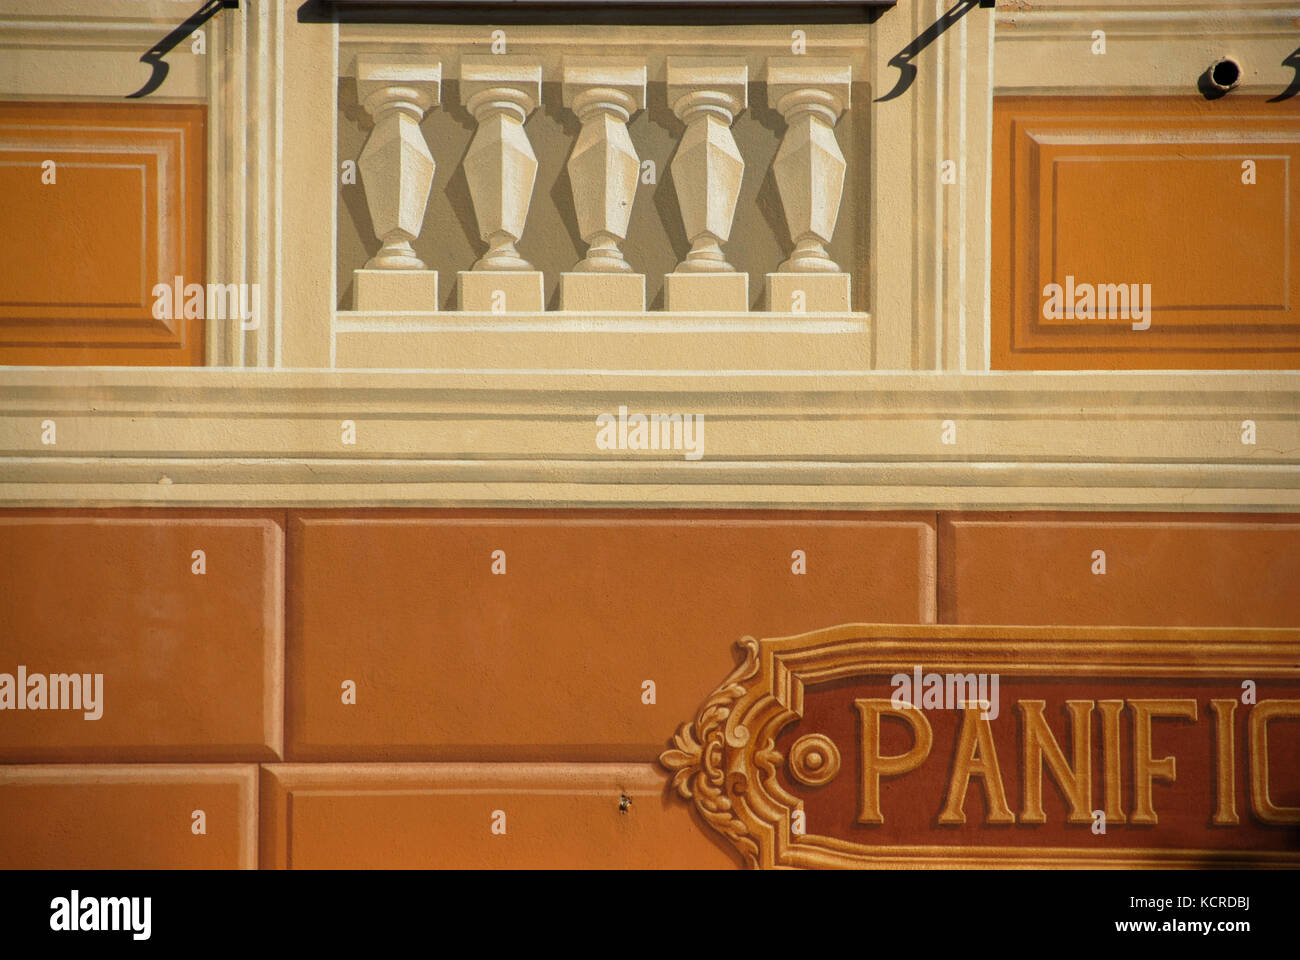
(939, 512, 1300, 626)
(287, 510, 936, 760)
(260, 763, 739, 869)
(0, 765, 257, 869)
(0, 512, 284, 761)
(0, 102, 204, 365)
(992, 96, 1300, 369)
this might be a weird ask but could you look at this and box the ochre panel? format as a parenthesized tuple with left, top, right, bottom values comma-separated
(0, 102, 204, 365)
(938, 512, 1300, 626)
(286, 509, 936, 760)
(992, 96, 1300, 369)
(0, 765, 257, 869)
(0, 511, 284, 760)
(260, 763, 739, 869)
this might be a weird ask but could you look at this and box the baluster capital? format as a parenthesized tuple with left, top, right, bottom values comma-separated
(355, 55, 442, 119)
(666, 58, 748, 126)
(765, 57, 851, 126)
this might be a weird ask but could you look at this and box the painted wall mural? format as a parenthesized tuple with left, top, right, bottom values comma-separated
(0, 0, 1297, 881)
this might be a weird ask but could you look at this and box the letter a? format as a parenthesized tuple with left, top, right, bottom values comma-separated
(341, 420, 356, 445)
(491, 809, 507, 835)
(491, 549, 507, 575)
(641, 680, 656, 704)
(341, 680, 356, 705)
(41, 419, 56, 445)
(1241, 160, 1256, 185)
(1241, 420, 1256, 445)
(1091, 549, 1106, 575)
(791, 549, 806, 575)
(191, 549, 206, 575)
(41, 160, 56, 184)
(191, 810, 206, 835)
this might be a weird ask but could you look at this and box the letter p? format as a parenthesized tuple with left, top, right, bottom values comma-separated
(855, 698, 934, 824)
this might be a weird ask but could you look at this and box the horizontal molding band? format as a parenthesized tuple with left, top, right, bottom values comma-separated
(0, 369, 1295, 507)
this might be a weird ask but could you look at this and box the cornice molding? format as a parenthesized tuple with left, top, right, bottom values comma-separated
(0, 369, 1295, 509)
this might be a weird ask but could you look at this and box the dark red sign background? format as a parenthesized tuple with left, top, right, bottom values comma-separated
(775, 675, 1300, 853)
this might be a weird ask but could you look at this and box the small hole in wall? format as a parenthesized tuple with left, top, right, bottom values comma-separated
(1199, 58, 1242, 99)
(1212, 59, 1241, 89)
(619, 794, 631, 814)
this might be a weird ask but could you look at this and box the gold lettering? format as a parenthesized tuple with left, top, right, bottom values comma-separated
(1019, 699, 1093, 824)
(1129, 699, 1197, 825)
(1209, 699, 1240, 825)
(939, 706, 1015, 825)
(1097, 699, 1126, 824)
(855, 698, 933, 824)
(1249, 699, 1300, 824)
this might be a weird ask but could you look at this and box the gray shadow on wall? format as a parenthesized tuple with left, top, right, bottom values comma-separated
(439, 81, 484, 311)
(648, 83, 688, 309)
(750, 82, 791, 308)
(338, 78, 378, 310)
(545, 85, 587, 310)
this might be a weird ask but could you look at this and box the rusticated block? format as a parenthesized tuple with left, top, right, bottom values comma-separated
(0, 765, 257, 869)
(260, 763, 738, 869)
(939, 512, 1300, 626)
(0, 512, 284, 761)
(286, 510, 935, 760)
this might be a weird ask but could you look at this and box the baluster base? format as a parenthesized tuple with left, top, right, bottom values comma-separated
(353, 269, 439, 312)
(766, 273, 851, 313)
(664, 272, 749, 313)
(458, 271, 546, 313)
(560, 273, 646, 312)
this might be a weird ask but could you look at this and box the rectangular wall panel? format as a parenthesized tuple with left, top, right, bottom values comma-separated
(0, 102, 205, 365)
(261, 763, 738, 869)
(0, 765, 257, 869)
(286, 510, 936, 760)
(939, 512, 1300, 626)
(992, 96, 1300, 369)
(0, 511, 284, 761)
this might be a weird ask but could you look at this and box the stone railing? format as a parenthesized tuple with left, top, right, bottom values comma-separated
(346, 53, 857, 314)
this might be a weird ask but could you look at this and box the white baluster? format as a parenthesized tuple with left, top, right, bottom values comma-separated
(458, 57, 544, 313)
(560, 58, 647, 311)
(766, 57, 853, 313)
(352, 55, 441, 311)
(663, 58, 749, 312)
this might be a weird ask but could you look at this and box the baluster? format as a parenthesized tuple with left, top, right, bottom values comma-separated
(766, 57, 852, 313)
(457, 57, 544, 313)
(559, 58, 647, 311)
(352, 55, 442, 311)
(663, 58, 749, 312)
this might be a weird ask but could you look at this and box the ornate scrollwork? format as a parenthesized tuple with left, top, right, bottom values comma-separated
(658, 635, 762, 867)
